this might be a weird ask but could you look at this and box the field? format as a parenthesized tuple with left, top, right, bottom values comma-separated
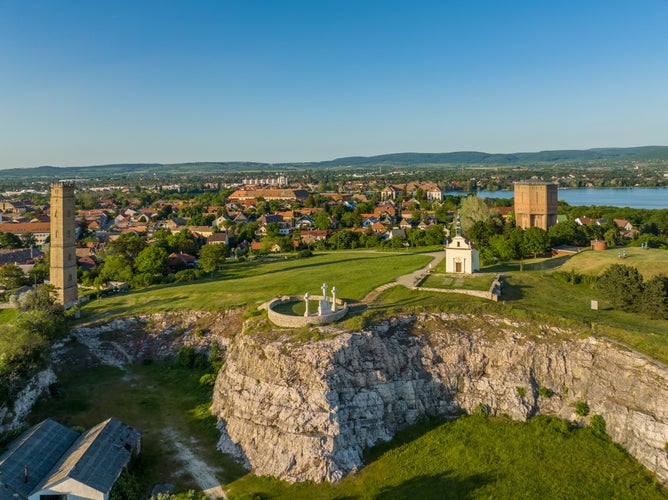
(557, 247, 668, 278)
(226, 416, 667, 499)
(421, 272, 496, 291)
(78, 251, 432, 323)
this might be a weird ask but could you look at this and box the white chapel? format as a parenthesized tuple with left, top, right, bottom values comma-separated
(445, 214, 480, 274)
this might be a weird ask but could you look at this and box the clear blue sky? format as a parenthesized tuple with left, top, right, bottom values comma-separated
(1, 0, 667, 169)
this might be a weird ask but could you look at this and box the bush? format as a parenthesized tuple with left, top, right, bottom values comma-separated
(516, 387, 526, 398)
(297, 249, 312, 258)
(177, 346, 196, 367)
(574, 401, 590, 417)
(472, 403, 491, 418)
(538, 387, 553, 398)
(590, 414, 607, 437)
(199, 373, 216, 387)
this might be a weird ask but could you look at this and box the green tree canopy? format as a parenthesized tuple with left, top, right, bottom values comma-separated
(522, 227, 551, 258)
(198, 244, 228, 273)
(100, 253, 134, 283)
(598, 264, 645, 312)
(135, 244, 168, 275)
(0, 231, 23, 249)
(0, 264, 27, 289)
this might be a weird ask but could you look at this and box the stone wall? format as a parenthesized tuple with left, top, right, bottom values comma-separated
(264, 296, 348, 328)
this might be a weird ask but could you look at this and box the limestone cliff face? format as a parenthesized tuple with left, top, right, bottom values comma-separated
(211, 314, 668, 484)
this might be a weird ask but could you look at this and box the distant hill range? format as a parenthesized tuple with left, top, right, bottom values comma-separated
(2, 146, 668, 178)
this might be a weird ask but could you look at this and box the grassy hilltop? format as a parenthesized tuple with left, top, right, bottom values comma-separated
(26, 249, 668, 498)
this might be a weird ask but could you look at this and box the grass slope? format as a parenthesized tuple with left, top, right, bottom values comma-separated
(226, 416, 667, 499)
(78, 251, 432, 323)
(557, 247, 668, 279)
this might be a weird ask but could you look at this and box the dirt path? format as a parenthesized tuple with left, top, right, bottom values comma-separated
(163, 427, 227, 499)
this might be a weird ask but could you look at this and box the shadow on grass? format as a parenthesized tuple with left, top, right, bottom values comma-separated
(373, 471, 492, 500)
(484, 254, 574, 274)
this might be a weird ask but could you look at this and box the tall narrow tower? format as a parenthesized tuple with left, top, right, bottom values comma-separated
(50, 181, 78, 307)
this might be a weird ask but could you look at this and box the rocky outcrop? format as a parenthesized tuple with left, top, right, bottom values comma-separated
(58, 310, 242, 368)
(0, 368, 56, 432)
(211, 313, 668, 484)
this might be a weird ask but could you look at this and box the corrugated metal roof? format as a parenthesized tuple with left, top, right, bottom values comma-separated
(0, 419, 79, 499)
(37, 417, 141, 494)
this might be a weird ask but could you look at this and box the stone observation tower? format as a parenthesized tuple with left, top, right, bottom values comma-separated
(50, 181, 78, 307)
(513, 181, 558, 231)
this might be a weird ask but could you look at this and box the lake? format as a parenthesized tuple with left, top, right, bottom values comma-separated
(444, 188, 667, 209)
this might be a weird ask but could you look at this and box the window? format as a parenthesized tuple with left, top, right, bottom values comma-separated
(41, 495, 66, 500)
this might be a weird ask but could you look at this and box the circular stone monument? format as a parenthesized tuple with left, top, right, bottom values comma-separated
(262, 283, 349, 328)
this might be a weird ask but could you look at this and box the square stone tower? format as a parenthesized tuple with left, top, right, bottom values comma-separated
(50, 181, 78, 307)
(513, 181, 558, 231)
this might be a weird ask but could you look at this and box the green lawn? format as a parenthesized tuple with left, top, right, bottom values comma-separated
(78, 251, 433, 324)
(226, 416, 667, 499)
(557, 247, 668, 278)
(421, 272, 496, 291)
(0, 308, 15, 325)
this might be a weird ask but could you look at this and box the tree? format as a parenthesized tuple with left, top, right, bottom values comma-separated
(598, 264, 645, 312)
(29, 258, 49, 284)
(641, 275, 668, 319)
(522, 227, 551, 258)
(21, 232, 37, 248)
(265, 222, 280, 237)
(489, 232, 521, 261)
(549, 220, 584, 247)
(0, 231, 23, 249)
(459, 195, 498, 235)
(198, 244, 228, 273)
(107, 232, 147, 259)
(99, 254, 134, 283)
(0, 264, 27, 289)
(135, 245, 168, 276)
(313, 212, 331, 230)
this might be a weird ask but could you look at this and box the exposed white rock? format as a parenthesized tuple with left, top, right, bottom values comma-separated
(212, 313, 668, 484)
(0, 367, 57, 432)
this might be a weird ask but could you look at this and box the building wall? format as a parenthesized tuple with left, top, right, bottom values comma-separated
(445, 236, 480, 274)
(50, 182, 78, 307)
(513, 182, 558, 231)
(30, 479, 105, 500)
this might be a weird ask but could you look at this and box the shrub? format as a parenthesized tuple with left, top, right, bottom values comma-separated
(472, 403, 491, 418)
(574, 401, 590, 417)
(538, 387, 553, 398)
(178, 346, 196, 367)
(590, 414, 607, 437)
(664, 442, 668, 454)
(199, 373, 216, 387)
(516, 386, 526, 398)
